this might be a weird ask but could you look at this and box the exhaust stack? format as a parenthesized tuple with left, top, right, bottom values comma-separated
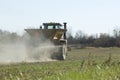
(63, 22, 67, 39)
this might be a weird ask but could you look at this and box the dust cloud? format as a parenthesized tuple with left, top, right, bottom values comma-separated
(0, 43, 27, 63)
(0, 32, 56, 64)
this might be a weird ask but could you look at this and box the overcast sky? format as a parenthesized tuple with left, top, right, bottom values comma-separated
(0, 0, 120, 35)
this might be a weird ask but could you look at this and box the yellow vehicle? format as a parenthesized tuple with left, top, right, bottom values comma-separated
(25, 22, 67, 60)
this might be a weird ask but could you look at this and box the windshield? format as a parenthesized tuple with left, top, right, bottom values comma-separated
(47, 26, 54, 29)
(47, 25, 64, 29)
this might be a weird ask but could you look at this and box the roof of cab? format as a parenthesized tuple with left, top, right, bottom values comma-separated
(43, 22, 62, 26)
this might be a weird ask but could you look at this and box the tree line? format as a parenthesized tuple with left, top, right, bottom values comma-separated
(0, 29, 23, 44)
(0, 27, 120, 47)
(67, 27, 120, 47)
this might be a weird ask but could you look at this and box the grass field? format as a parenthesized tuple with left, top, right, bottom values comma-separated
(0, 47, 120, 80)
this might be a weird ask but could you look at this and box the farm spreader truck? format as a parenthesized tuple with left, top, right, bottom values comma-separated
(25, 22, 67, 60)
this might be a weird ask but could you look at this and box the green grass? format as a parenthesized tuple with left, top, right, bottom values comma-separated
(0, 47, 120, 80)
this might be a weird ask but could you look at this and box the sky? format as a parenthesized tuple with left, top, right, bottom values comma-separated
(0, 0, 120, 35)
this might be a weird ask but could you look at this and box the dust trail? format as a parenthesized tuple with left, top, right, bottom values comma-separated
(0, 32, 57, 64)
(0, 43, 27, 63)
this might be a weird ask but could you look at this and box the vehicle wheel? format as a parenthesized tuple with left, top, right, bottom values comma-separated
(62, 44, 67, 60)
(58, 44, 67, 60)
(51, 45, 67, 60)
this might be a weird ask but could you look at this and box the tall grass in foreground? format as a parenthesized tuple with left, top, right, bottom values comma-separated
(49, 65, 120, 80)
(44, 54, 120, 80)
(0, 47, 120, 80)
(1, 61, 120, 80)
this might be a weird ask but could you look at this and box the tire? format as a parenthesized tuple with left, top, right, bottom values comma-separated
(62, 44, 67, 60)
(58, 44, 67, 60)
(50, 45, 67, 60)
